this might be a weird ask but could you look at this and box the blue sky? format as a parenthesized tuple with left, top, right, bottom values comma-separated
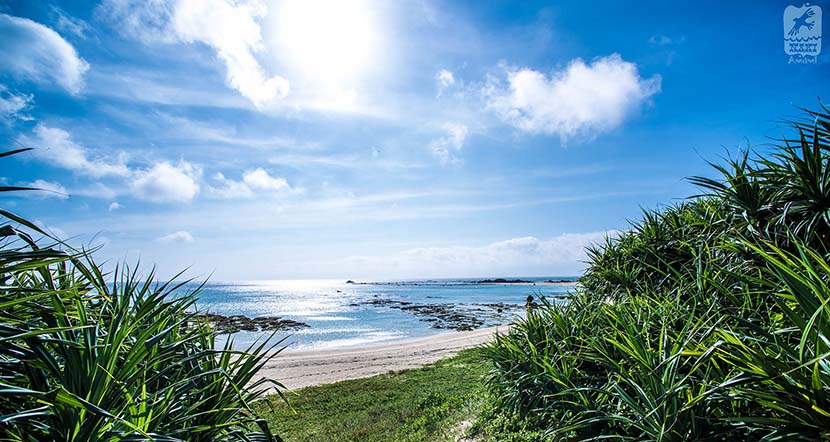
(0, 0, 828, 280)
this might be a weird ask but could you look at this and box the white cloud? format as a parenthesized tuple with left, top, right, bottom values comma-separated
(18, 124, 131, 178)
(156, 230, 195, 243)
(485, 54, 661, 139)
(0, 85, 33, 123)
(95, 0, 175, 44)
(436, 69, 455, 97)
(0, 13, 89, 94)
(268, 152, 422, 171)
(51, 6, 90, 39)
(209, 172, 254, 199)
(351, 232, 614, 278)
(99, 0, 289, 107)
(19, 179, 68, 199)
(108, 202, 122, 211)
(130, 161, 201, 203)
(18, 124, 205, 204)
(243, 167, 289, 191)
(74, 182, 120, 200)
(326, 232, 616, 279)
(208, 167, 294, 199)
(173, 0, 290, 107)
(402, 234, 605, 267)
(429, 123, 469, 165)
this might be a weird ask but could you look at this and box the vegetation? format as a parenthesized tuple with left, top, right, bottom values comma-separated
(481, 103, 830, 441)
(258, 348, 488, 442)
(7, 102, 830, 441)
(0, 150, 285, 441)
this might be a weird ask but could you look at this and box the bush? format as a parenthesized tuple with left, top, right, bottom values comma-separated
(0, 162, 286, 441)
(482, 103, 830, 441)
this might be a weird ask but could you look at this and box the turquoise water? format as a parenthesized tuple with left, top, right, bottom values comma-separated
(193, 277, 576, 351)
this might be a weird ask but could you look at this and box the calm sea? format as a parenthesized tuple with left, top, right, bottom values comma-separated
(191, 277, 576, 352)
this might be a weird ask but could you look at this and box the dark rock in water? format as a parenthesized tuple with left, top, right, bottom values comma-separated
(545, 279, 574, 283)
(194, 313, 309, 334)
(477, 278, 533, 284)
(354, 298, 520, 331)
(346, 280, 356, 284)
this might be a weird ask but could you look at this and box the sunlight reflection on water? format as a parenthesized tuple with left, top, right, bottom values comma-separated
(196, 278, 575, 351)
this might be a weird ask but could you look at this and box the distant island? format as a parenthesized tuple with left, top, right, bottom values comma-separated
(477, 278, 576, 284)
(344, 278, 576, 285)
(476, 278, 532, 283)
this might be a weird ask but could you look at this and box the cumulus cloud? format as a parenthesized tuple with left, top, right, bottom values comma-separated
(18, 124, 131, 178)
(485, 54, 661, 139)
(429, 123, 469, 165)
(401, 234, 605, 267)
(17, 124, 204, 204)
(108, 202, 122, 211)
(156, 230, 195, 243)
(209, 172, 253, 199)
(242, 168, 289, 191)
(173, 0, 289, 107)
(435, 69, 455, 97)
(99, 0, 289, 107)
(0, 85, 33, 123)
(130, 161, 201, 203)
(208, 167, 293, 199)
(350, 232, 614, 278)
(0, 13, 89, 94)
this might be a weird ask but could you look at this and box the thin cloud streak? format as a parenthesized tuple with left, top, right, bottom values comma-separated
(53, 188, 657, 240)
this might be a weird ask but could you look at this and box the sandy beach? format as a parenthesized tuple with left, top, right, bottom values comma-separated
(258, 325, 507, 390)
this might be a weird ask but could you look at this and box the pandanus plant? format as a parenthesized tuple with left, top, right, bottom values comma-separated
(483, 103, 830, 441)
(0, 148, 287, 441)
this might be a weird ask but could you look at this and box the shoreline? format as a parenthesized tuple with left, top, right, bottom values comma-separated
(257, 325, 507, 390)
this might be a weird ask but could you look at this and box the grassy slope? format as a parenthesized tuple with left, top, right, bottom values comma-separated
(258, 348, 489, 442)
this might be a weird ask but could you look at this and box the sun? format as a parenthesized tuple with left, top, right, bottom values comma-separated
(273, 0, 379, 87)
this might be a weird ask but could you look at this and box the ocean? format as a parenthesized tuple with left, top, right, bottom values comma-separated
(190, 277, 577, 352)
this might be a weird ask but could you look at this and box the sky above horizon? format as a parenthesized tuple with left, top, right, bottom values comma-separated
(0, 0, 828, 280)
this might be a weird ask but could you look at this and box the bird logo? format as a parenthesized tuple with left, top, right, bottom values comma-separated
(783, 4, 823, 62)
(787, 7, 816, 37)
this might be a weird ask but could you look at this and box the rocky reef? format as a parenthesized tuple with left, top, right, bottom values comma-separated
(355, 298, 521, 331)
(195, 313, 309, 334)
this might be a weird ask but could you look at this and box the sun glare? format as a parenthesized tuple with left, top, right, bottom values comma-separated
(274, 0, 379, 86)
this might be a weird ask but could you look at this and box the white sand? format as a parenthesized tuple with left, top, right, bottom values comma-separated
(257, 325, 507, 390)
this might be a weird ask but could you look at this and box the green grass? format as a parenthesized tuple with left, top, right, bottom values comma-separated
(257, 348, 489, 442)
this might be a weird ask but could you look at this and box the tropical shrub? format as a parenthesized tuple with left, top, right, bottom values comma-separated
(482, 103, 830, 441)
(0, 151, 286, 441)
